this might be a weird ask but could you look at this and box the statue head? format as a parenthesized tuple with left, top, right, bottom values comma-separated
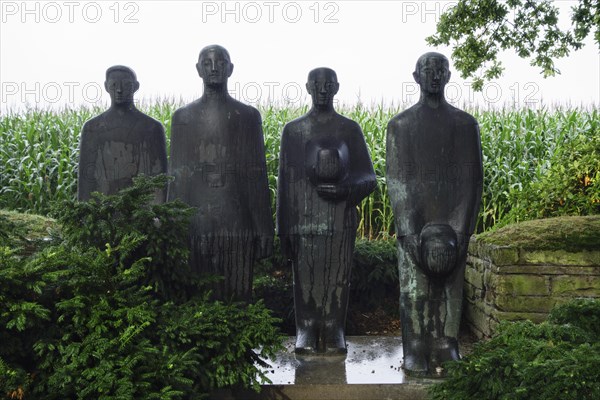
(413, 52, 450, 95)
(196, 45, 234, 87)
(306, 67, 339, 109)
(104, 65, 139, 106)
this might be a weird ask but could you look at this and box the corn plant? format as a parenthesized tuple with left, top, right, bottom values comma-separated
(1, 102, 598, 235)
(0, 108, 95, 214)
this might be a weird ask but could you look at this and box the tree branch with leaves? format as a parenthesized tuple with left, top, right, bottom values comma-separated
(427, 0, 599, 90)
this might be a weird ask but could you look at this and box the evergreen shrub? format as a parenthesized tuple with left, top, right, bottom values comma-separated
(0, 175, 283, 399)
(429, 298, 600, 400)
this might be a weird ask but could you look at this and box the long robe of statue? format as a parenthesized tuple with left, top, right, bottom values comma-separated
(386, 52, 483, 375)
(167, 45, 273, 301)
(78, 65, 167, 202)
(277, 68, 376, 354)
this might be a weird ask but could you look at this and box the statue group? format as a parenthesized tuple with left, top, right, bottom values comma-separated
(77, 46, 482, 376)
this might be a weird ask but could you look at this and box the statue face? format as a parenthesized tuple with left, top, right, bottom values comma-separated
(306, 69, 339, 107)
(197, 49, 233, 86)
(105, 70, 138, 105)
(415, 56, 450, 95)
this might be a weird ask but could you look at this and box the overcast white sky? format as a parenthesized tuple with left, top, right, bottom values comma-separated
(1, 0, 599, 112)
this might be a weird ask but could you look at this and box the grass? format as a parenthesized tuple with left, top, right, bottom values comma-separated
(1, 102, 598, 236)
(0, 210, 55, 239)
(476, 215, 600, 252)
(0, 209, 57, 256)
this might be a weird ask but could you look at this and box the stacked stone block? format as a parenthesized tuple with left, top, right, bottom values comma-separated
(464, 239, 600, 338)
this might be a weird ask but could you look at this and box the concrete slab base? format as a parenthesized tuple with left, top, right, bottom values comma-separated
(211, 336, 440, 400)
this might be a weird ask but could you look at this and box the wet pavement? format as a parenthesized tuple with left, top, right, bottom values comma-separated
(259, 336, 439, 385)
(212, 337, 437, 399)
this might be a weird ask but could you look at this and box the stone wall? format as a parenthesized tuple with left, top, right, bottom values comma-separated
(464, 238, 600, 338)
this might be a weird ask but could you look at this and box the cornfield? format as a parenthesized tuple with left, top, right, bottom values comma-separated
(1, 102, 598, 237)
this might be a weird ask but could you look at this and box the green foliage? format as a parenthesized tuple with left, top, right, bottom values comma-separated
(0, 357, 29, 400)
(0, 210, 57, 259)
(0, 242, 52, 398)
(55, 174, 198, 302)
(548, 298, 600, 340)
(502, 127, 600, 224)
(429, 298, 600, 400)
(0, 175, 283, 399)
(474, 108, 599, 230)
(252, 238, 296, 334)
(573, 0, 600, 45)
(0, 108, 91, 214)
(350, 238, 398, 308)
(1, 103, 599, 235)
(427, 0, 599, 90)
(346, 104, 396, 238)
(0, 213, 24, 248)
(477, 215, 600, 252)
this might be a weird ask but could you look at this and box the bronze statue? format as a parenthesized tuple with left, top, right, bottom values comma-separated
(386, 52, 483, 375)
(167, 45, 273, 301)
(277, 67, 376, 354)
(78, 66, 167, 202)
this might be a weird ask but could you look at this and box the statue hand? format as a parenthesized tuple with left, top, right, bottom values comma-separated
(316, 183, 350, 201)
